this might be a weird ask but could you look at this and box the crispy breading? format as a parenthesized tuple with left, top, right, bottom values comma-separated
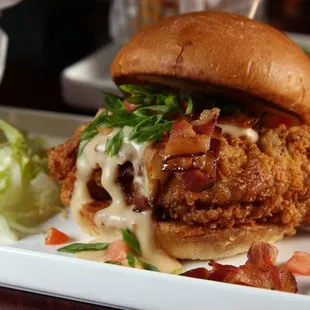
(159, 125, 310, 228)
(60, 171, 76, 207)
(48, 123, 88, 183)
(48, 123, 310, 229)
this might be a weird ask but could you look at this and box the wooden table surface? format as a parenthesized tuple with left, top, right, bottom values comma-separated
(0, 287, 114, 310)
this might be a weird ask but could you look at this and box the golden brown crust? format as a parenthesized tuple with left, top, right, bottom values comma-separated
(154, 221, 295, 260)
(48, 123, 88, 183)
(111, 11, 310, 124)
(159, 125, 310, 228)
(77, 202, 295, 260)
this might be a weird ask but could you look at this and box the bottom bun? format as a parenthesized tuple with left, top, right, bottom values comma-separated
(154, 221, 295, 260)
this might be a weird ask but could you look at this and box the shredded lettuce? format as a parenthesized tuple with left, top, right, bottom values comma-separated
(0, 120, 60, 241)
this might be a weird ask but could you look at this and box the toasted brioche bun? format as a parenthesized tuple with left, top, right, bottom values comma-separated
(111, 11, 310, 124)
(155, 222, 295, 260)
(78, 207, 295, 260)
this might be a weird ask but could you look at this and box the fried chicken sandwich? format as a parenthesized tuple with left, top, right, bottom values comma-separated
(49, 12, 310, 270)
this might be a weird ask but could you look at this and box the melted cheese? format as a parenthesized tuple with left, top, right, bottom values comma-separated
(217, 123, 259, 143)
(71, 126, 181, 273)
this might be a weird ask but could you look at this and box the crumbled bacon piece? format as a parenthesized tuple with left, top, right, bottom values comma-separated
(171, 119, 196, 136)
(163, 138, 220, 174)
(164, 120, 210, 158)
(144, 146, 170, 184)
(162, 155, 201, 171)
(182, 242, 298, 293)
(162, 110, 221, 192)
(246, 241, 278, 266)
(212, 126, 222, 139)
(182, 267, 210, 279)
(207, 261, 239, 282)
(208, 261, 297, 293)
(192, 108, 220, 135)
(178, 138, 220, 192)
(180, 169, 215, 192)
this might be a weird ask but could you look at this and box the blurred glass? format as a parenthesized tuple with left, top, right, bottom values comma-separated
(0, 0, 23, 11)
(109, 0, 266, 44)
(267, 0, 310, 34)
(0, 0, 23, 84)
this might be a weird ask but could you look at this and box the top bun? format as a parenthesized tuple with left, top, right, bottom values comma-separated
(111, 12, 310, 124)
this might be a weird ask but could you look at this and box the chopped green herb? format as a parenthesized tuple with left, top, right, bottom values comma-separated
(77, 84, 194, 157)
(77, 139, 90, 157)
(127, 252, 136, 268)
(164, 94, 178, 111)
(136, 105, 171, 113)
(119, 84, 146, 94)
(170, 268, 184, 275)
(105, 129, 124, 156)
(138, 260, 160, 272)
(134, 121, 172, 144)
(122, 228, 141, 256)
(214, 102, 239, 114)
(120, 84, 163, 96)
(104, 93, 125, 113)
(77, 110, 107, 157)
(125, 95, 145, 104)
(185, 96, 193, 115)
(128, 116, 157, 140)
(57, 242, 109, 253)
(220, 104, 239, 114)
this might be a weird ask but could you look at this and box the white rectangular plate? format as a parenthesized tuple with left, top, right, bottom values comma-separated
(0, 106, 310, 310)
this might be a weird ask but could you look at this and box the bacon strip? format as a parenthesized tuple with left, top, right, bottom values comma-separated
(246, 241, 278, 266)
(163, 138, 220, 173)
(161, 109, 222, 192)
(182, 242, 298, 293)
(191, 108, 220, 135)
(163, 120, 211, 158)
(181, 267, 210, 279)
(144, 146, 171, 207)
(208, 261, 297, 293)
(178, 138, 221, 192)
(180, 169, 215, 192)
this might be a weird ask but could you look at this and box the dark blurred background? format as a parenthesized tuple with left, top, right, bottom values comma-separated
(0, 0, 309, 116)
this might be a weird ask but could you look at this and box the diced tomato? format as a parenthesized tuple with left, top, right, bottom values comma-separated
(124, 100, 139, 112)
(105, 240, 129, 263)
(285, 251, 310, 275)
(45, 227, 71, 246)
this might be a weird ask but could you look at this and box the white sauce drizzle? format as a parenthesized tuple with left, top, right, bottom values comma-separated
(217, 123, 259, 143)
(71, 126, 181, 273)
